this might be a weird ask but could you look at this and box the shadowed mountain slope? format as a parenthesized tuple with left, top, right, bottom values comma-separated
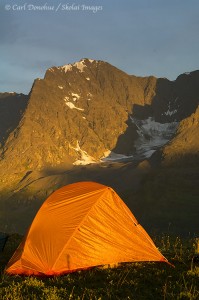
(0, 93, 28, 147)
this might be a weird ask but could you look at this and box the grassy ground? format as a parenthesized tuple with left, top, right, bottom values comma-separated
(0, 234, 198, 299)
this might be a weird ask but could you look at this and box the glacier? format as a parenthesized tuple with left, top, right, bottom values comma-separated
(131, 116, 178, 158)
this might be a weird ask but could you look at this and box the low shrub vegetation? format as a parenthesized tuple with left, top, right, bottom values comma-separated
(0, 234, 198, 299)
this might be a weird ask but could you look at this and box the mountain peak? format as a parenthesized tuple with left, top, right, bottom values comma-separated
(57, 58, 100, 73)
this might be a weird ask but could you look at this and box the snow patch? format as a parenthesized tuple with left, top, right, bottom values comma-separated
(65, 101, 84, 111)
(70, 141, 96, 165)
(74, 61, 86, 72)
(61, 64, 73, 72)
(87, 92, 92, 97)
(86, 92, 92, 101)
(101, 151, 133, 162)
(164, 101, 178, 116)
(64, 96, 83, 110)
(165, 109, 177, 116)
(71, 93, 80, 101)
(58, 58, 99, 74)
(59, 58, 94, 73)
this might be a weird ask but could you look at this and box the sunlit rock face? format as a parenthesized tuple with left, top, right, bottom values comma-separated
(161, 105, 199, 166)
(0, 59, 199, 188)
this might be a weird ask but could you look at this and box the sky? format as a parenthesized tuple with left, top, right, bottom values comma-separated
(0, 0, 199, 94)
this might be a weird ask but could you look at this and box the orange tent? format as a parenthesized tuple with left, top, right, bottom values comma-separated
(5, 182, 168, 276)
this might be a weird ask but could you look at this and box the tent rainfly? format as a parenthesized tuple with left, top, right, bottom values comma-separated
(5, 182, 169, 276)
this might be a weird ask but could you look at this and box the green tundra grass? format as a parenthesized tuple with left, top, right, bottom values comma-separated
(0, 234, 198, 299)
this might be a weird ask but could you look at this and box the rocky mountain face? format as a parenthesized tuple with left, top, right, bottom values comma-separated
(1, 60, 199, 173)
(0, 59, 157, 186)
(0, 92, 28, 147)
(0, 59, 199, 234)
(133, 71, 199, 123)
(162, 104, 199, 166)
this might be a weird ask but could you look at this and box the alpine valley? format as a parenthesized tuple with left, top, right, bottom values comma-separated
(0, 59, 199, 235)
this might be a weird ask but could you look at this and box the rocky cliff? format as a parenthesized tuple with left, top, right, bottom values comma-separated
(0, 59, 155, 184)
(0, 92, 28, 147)
(162, 105, 199, 166)
(0, 60, 199, 190)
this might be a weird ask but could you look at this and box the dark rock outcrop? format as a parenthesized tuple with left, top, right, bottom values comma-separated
(0, 92, 28, 147)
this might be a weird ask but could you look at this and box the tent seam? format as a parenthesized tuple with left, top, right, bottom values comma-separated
(51, 187, 108, 270)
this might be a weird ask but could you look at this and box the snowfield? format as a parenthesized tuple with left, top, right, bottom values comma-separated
(131, 117, 178, 158)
